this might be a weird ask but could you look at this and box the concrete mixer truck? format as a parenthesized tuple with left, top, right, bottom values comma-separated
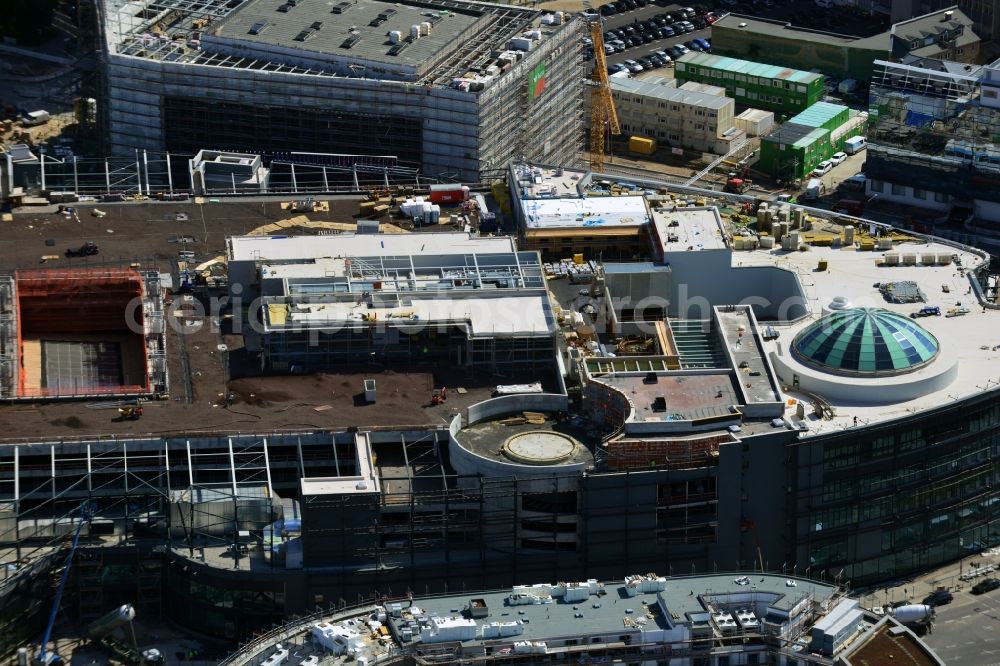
(890, 604, 935, 628)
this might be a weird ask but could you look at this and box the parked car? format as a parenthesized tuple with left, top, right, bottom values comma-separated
(973, 578, 1000, 595)
(910, 306, 941, 318)
(812, 160, 833, 176)
(841, 173, 866, 190)
(692, 16, 707, 28)
(692, 37, 711, 50)
(600, 3, 617, 14)
(669, 44, 688, 58)
(705, 13, 719, 24)
(922, 589, 954, 606)
(654, 50, 671, 64)
(626, 36, 642, 47)
(623, 59, 644, 73)
(685, 40, 704, 51)
(694, 4, 709, 14)
(658, 26, 675, 37)
(611, 40, 626, 52)
(830, 151, 847, 166)
(608, 63, 628, 74)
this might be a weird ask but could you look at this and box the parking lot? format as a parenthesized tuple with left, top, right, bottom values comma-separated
(597, 2, 714, 69)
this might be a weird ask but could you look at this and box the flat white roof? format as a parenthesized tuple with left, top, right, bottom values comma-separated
(514, 164, 587, 198)
(652, 206, 729, 252)
(272, 294, 555, 336)
(301, 434, 381, 496)
(740, 238, 997, 434)
(228, 232, 516, 262)
(520, 195, 650, 229)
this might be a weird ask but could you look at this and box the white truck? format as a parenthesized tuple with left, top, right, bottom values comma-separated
(21, 110, 51, 127)
(843, 135, 867, 155)
(803, 178, 826, 201)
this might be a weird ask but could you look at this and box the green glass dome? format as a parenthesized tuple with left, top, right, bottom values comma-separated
(792, 308, 939, 376)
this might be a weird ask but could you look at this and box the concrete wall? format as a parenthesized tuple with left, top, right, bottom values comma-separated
(464, 393, 569, 425)
(449, 394, 585, 481)
(666, 260, 808, 322)
(768, 347, 960, 404)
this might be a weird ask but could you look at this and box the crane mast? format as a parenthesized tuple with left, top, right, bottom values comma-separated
(588, 20, 621, 173)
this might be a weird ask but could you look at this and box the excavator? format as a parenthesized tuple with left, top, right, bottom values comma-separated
(430, 387, 448, 406)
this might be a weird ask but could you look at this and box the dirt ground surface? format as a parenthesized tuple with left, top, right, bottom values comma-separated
(0, 198, 390, 272)
(0, 197, 534, 441)
(0, 303, 552, 440)
(0, 338, 511, 440)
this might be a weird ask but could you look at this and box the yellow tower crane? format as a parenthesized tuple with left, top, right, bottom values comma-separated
(588, 20, 621, 173)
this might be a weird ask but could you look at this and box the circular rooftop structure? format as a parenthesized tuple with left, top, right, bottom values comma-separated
(792, 308, 939, 377)
(501, 430, 578, 465)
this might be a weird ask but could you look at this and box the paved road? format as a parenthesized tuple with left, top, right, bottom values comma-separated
(923, 588, 1000, 665)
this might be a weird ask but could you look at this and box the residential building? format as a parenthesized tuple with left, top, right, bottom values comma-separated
(674, 52, 825, 115)
(890, 7, 980, 63)
(610, 77, 745, 155)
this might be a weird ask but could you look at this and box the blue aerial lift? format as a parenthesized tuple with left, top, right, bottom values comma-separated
(33, 506, 91, 665)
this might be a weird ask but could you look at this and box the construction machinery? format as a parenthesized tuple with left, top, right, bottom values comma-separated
(587, 20, 620, 173)
(430, 387, 448, 406)
(366, 187, 390, 201)
(65, 242, 99, 258)
(113, 402, 144, 422)
(723, 177, 752, 194)
(86, 605, 163, 665)
(33, 505, 91, 665)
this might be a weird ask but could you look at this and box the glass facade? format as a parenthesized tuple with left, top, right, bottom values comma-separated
(795, 394, 1000, 586)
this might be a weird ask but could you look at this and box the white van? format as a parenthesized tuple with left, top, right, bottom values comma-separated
(844, 136, 867, 154)
(803, 178, 825, 201)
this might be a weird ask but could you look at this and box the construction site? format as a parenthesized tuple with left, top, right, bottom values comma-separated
(2, 120, 1000, 663)
(97, 0, 585, 184)
(0, 267, 167, 401)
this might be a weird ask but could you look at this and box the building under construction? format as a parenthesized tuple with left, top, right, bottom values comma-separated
(98, 0, 585, 183)
(227, 232, 558, 375)
(0, 268, 167, 401)
(865, 56, 1000, 223)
